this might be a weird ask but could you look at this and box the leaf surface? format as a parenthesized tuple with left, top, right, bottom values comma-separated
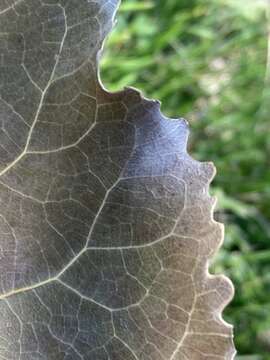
(0, 1, 235, 359)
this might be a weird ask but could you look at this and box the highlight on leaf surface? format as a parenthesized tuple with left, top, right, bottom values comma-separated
(0, 1, 235, 359)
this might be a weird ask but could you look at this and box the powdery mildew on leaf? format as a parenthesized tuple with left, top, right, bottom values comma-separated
(0, 1, 235, 359)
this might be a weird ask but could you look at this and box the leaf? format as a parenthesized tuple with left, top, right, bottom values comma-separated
(0, 1, 235, 359)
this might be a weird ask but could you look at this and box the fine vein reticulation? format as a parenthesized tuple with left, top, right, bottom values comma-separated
(0, 1, 235, 359)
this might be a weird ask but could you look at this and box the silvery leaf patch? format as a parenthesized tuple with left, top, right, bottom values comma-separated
(0, 1, 235, 359)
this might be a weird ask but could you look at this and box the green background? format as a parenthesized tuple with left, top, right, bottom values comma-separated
(101, 0, 270, 358)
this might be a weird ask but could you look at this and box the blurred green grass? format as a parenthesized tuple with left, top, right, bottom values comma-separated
(101, 0, 270, 358)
